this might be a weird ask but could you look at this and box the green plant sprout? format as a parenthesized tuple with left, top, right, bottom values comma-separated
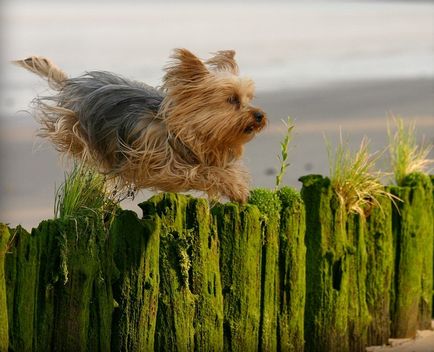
(275, 116, 294, 190)
(387, 116, 433, 186)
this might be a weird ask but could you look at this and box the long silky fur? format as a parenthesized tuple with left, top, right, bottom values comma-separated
(15, 50, 267, 202)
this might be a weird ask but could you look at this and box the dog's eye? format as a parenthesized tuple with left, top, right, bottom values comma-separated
(228, 95, 240, 106)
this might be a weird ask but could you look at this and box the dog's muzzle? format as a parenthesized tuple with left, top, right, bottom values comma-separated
(253, 111, 264, 123)
(244, 110, 267, 134)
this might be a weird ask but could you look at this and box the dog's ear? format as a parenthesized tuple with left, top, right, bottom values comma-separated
(164, 48, 209, 84)
(206, 50, 239, 75)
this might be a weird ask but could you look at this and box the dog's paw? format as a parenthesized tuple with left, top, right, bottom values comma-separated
(225, 185, 249, 204)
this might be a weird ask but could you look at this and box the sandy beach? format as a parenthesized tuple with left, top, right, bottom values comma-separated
(367, 321, 434, 351)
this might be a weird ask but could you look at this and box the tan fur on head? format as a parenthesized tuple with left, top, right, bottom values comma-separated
(206, 50, 239, 75)
(161, 49, 265, 165)
(14, 49, 267, 203)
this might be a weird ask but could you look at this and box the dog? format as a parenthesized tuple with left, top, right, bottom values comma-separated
(14, 49, 267, 202)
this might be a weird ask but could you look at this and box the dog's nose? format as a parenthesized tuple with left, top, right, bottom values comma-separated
(253, 111, 264, 123)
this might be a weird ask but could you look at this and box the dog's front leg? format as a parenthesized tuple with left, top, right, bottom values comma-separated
(190, 164, 251, 203)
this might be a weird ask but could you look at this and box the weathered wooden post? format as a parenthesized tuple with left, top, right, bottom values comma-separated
(5, 219, 113, 352)
(300, 175, 350, 352)
(249, 189, 281, 352)
(432, 174, 434, 320)
(147, 193, 224, 351)
(110, 210, 160, 351)
(391, 173, 433, 337)
(213, 201, 262, 351)
(186, 197, 224, 350)
(277, 187, 306, 352)
(5, 225, 37, 351)
(346, 213, 370, 352)
(0, 224, 9, 351)
(365, 195, 393, 345)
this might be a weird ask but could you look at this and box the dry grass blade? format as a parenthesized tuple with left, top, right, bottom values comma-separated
(327, 133, 398, 218)
(387, 116, 433, 186)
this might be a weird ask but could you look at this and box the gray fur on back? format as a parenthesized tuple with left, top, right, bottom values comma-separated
(46, 71, 165, 160)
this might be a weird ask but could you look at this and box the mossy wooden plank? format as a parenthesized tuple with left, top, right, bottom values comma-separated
(5, 221, 64, 351)
(346, 213, 369, 352)
(365, 195, 393, 345)
(213, 202, 262, 352)
(300, 175, 350, 352)
(185, 198, 224, 351)
(49, 219, 113, 352)
(413, 174, 434, 330)
(277, 188, 306, 352)
(0, 224, 10, 351)
(149, 193, 195, 351)
(5, 225, 37, 352)
(249, 189, 281, 352)
(431, 175, 434, 319)
(33, 220, 68, 351)
(391, 173, 433, 337)
(110, 210, 160, 352)
(146, 193, 224, 351)
(5, 219, 113, 352)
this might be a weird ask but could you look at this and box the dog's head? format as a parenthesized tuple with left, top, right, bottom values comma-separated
(161, 49, 266, 159)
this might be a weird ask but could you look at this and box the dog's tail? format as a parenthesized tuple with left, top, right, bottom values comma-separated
(13, 56, 68, 89)
(13, 57, 88, 161)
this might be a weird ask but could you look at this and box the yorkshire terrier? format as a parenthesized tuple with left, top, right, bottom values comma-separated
(14, 49, 266, 202)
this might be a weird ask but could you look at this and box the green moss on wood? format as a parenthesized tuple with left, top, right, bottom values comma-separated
(110, 210, 160, 351)
(391, 172, 433, 337)
(300, 174, 350, 352)
(249, 188, 281, 221)
(186, 197, 224, 351)
(277, 187, 306, 352)
(249, 189, 281, 352)
(278, 187, 301, 209)
(431, 175, 434, 319)
(365, 195, 393, 345)
(0, 224, 10, 351)
(47, 219, 112, 351)
(145, 193, 195, 351)
(346, 213, 370, 352)
(2, 174, 432, 351)
(5, 225, 37, 351)
(145, 193, 224, 351)
(213, 202, 262, 351)
(5, 218, 113, 351)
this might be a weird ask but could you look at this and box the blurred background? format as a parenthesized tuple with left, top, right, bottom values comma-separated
(1, 0, 433, 228)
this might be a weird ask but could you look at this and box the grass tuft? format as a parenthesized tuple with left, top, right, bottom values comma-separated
(327, 133, 397, 217)
(54, 162, 118, 224)
(387, 117, 433, 186)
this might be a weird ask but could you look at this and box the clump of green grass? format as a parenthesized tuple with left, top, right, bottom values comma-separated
(275, 116, 294, 189)
(387, 117, 433, 186)
(54, 162, 116, 222)
(327, 134, 396, 217)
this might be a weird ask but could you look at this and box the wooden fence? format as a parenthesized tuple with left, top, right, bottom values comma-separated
(0, 173, 432, 351)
